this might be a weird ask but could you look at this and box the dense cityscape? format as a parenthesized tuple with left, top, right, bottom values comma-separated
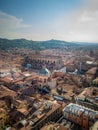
(0, 45, 98, 130)
(0, 0, 98, 130)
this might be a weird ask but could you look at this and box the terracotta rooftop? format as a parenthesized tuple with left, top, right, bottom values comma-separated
(41, 123, 68, 130)
(0, 85, 16, 98)
(91, 121, 98, 130)
(86, 67, 98, 75)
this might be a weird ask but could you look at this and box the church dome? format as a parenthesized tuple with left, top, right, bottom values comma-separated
(39, 68, 51, 76)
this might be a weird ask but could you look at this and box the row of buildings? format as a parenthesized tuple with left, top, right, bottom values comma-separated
(22, 55, 64, 71)
(0, 53, 98, 130)
(63, 103, 98, 130)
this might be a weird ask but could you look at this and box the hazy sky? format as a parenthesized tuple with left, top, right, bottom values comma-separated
(0, 0, 98, 42)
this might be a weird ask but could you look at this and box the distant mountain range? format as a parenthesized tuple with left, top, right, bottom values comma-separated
(0, 38, 98, 50)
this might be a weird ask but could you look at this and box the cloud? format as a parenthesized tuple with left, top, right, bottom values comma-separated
(86, 0, 98, 11)
(0, 11, 32, 39)
(30, 0, 98, 42)
(0, 11, 31, 31)
(55, 0, 98, 42)
(0, 0, 98, 42)
(70, 10, 98, 41)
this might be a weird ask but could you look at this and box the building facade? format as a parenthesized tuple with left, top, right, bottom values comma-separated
(63, 103, 98, 130)
(23, 55, 64, 71)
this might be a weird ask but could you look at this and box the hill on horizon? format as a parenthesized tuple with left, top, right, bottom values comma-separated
(0, 38, 98, 50)
(0, 38, 79, 50)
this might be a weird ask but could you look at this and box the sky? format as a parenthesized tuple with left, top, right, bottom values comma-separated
(0, 0, 98, 42)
